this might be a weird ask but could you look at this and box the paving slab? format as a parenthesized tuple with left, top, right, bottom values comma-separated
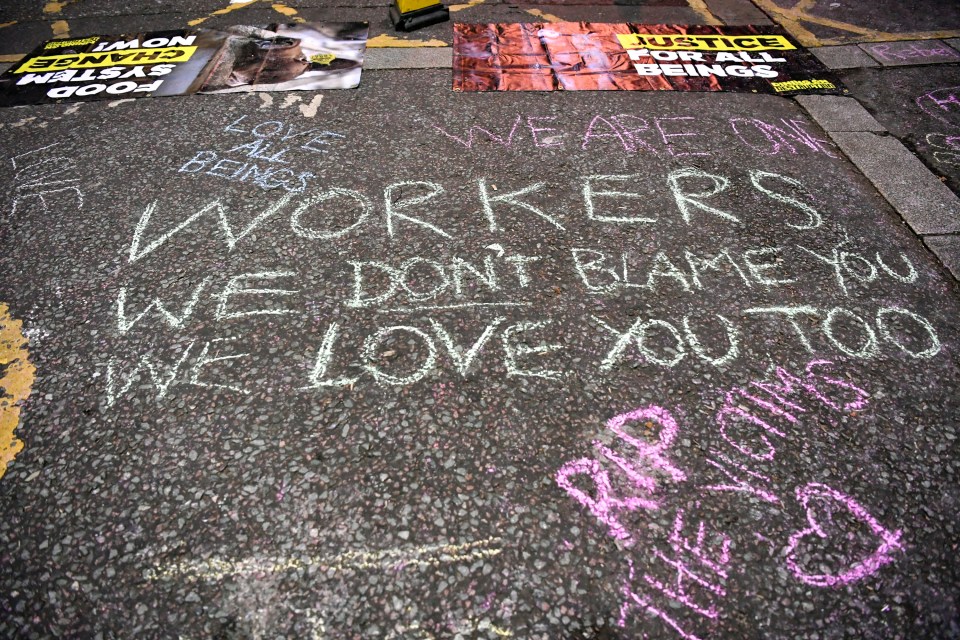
(810, 45, 881, 70)
(1, 70, 959, 639)
(839, 65, 960, 198)
(860, 40, 960, 67)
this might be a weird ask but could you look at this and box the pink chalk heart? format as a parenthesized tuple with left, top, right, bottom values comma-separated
(785, 483, 903, 588)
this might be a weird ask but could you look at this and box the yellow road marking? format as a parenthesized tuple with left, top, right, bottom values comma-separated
(367, 34, 447, 47)
(449, 0, 485, 11)
(791, 12, 884, 37)
(271, 3, 306, 22)
(51, 19, 70, 38)
(43, 1, 69, 13)
(189, 0, 312, 26)
(0, 54, 25, 62)
(524, 9, 563, 23)
(0, 21, 17, 29)
(752, 0, 960, 46)
(41, 0, 78, 38)
(686, 0, 722, 25)
(188, 0, 257, 26)
(0, 303, 36, 481)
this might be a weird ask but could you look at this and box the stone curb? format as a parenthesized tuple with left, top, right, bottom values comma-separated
(795, 94, 960, 280)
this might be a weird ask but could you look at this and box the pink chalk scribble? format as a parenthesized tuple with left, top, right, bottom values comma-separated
(555, 405, 687, 543)
(556, 457, 658, 542)
(555, 360, 902, 639)
(703, 453, 781, 504)
(715, 359, 870, 463)
(619, 558, 705, 640)
(606, 405, 687, 483)
(642, 508, 730, 618)
(916, 86, 960, 130)
(716, 390, 786, 461)
(785, 483, 903, 588)
(618, 509, 729, 639)
(802, 360, 870, 412)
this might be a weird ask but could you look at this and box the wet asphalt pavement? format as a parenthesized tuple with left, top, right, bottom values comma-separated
(1, 1, 960, 639)
(1, 68, 959, 638)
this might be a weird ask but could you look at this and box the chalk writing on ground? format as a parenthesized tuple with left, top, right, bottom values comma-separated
(101, 161, 940, 405)
(8, 143, 84, 216)
(178, 116, 346, 193)
(153, 538, 509, 639)
(866, 42, 960, 63)
(926, 133, 960, 167)
(557, 359, 903, 640)
(148, 537, 503, 581)
(916, 86, 960, 130)
(23, 104, 949, 639)
(432, 112, 837, 158)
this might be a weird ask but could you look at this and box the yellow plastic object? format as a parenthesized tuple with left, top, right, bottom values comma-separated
(395, 0, 441, 14)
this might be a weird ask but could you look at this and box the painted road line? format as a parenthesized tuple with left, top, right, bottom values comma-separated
(0, 303, 36, 480)
(367, 34, 447, 48)
(752, 0, 960, 47)
(449, 0, 486, 11)
(271, 3, 306, 23)
(686, 0, 723, 25)
(148, 537, 503, 581)
(42, 0, 80, 39)
(523, 9, 563, 23)
(188, 0, 259, 27)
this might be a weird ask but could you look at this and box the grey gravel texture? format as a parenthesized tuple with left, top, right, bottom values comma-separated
(0, 69, 959, 639)
(0, 2, 713, 56)
(702, 0, 773, 25)
(365, 47, 452, 70)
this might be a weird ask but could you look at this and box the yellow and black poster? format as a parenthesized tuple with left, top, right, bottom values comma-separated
(453, 24, 845, 94)
(0, 23, 369, 107)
